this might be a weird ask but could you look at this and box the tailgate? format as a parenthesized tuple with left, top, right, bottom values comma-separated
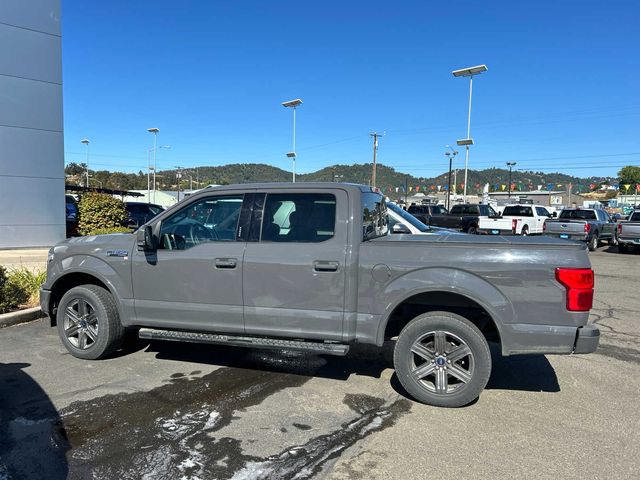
(546, 220, 586, 235)
(479, 217, 513, 234)
(619, 223, 640, 240)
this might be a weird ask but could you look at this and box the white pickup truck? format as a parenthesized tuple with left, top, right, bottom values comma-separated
(479, 204, 555, 236)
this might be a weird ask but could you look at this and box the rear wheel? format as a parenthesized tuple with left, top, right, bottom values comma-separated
(588, 233, 599, 251)
(393, 311, 492, 408)
(609, 232, 618, 246)
(618, 243, 628, 254)
(57, 285, 124, 359)
(466, 225, 478, 235)
(521, 226, 529, 236)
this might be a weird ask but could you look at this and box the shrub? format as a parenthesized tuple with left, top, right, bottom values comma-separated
(87, 226, 132, 235)
(0, 266, 30, 314)
(78, 193, 127, 235)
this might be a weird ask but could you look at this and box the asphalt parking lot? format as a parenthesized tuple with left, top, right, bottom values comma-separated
(1, 246, 639, 480)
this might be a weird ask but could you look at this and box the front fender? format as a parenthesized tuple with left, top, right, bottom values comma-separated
(374, 267, 515, 345)
(46, 254, 132, 321)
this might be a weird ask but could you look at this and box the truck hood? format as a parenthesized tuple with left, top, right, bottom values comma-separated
(53, 233, 136, 256)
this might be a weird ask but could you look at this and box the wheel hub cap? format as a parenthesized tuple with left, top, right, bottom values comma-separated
(435, 356, 446, 367)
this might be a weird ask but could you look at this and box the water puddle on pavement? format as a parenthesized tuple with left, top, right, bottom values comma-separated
(54, 353, 410, 479)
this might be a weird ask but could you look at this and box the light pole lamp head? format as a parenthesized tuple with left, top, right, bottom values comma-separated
(147, 127, 160, 134)
(81, 139, 89, 145)
(452, 65, 488, 77)
(282, 99, 303, 108)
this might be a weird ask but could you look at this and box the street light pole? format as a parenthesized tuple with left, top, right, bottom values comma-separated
(282, 99, 303, 182)
(452, 64, 488, 203)
(445, 146, 458, 211)
(370, 132, 383, 189)
(81, 139, 90, 187)
(507, 162, 517, 199)
(147, 128, 160, 202)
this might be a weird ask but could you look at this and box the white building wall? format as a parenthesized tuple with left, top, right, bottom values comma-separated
(0, 0, 64, 248)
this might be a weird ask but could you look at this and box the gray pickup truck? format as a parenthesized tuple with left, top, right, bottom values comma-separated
(544, 208, 618, 251)
(617, 210, 640, 253)
(40, 183, 598, 407)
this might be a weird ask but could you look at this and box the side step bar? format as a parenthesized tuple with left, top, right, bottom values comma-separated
(138, 328, 350, 356)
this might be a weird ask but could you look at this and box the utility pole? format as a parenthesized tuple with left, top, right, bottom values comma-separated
(404, 176, 408, 205)
(370, 132, 383, 189)
(507, 162, 517, 199)
(175, 166, 183, 203)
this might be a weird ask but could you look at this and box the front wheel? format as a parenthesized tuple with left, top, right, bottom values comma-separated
(57, 285, 125, 359)
(393, 311, 492, 408)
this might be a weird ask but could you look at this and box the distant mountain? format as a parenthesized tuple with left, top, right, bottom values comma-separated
(66, 161, 616, 194)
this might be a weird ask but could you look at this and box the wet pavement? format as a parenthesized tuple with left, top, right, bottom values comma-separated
(1, 249, 639, 479)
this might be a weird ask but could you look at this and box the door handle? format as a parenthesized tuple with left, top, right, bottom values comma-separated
(313, 260, 339, 272)
(215, 258, 237, 269)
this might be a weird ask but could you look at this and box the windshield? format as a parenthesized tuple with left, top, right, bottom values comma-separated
(387, 202, 430, 232)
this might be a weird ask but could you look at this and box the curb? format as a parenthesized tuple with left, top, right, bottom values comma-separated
(0, 307, 43, 328)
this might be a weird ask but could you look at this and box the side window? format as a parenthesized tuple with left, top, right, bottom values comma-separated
(261, 193, 336, 243)
(450, 205, 463, 215)
(362, 192, 388, 241)
(159, 195, 243, 250)
(467, 205, 479, 215)
(536, 207, 548, 216)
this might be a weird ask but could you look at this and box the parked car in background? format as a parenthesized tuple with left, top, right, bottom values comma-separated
(617, 209, 640, 253)
(544, 208, 617, 251)
(65, 195, 79, 237)
(428, 203, 499, 234)
(387, 202, 461, 236)
(125, 202, 164, 229)
(479, 204, 554, 236)
(407, 203, 449, 225)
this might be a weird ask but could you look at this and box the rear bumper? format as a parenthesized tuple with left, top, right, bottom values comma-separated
(545, 233, 588, 242)
(573, 324, 600, 354)
(479, 228, 515, 236)
(619, 236, 640, 245)
(501, 322, 599, 355)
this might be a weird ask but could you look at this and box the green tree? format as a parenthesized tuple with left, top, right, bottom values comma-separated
(618, 166, 640, 185)
(77, 193, 127, 235)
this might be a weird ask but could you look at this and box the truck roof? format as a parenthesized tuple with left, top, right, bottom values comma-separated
(189, 182, 376, 198)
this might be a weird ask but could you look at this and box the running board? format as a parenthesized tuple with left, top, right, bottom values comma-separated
(138, 328, 350, 356)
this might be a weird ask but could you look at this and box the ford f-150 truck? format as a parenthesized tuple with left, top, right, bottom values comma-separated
(617, 209, 640, 253)
(544, 208, 617, 251)
(479, 204, 554, 236)
(40, 183, 599, 407)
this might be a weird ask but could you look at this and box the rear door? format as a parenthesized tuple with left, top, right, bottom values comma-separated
(242, 189, 348, 341)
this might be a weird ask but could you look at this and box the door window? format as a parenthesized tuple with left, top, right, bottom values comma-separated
(261, 193, 336, 242)
(159, 195, 244, 249)
(536, 207, 549, 216)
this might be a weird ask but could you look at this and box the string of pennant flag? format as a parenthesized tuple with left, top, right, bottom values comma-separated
(386, 183, 640, 194)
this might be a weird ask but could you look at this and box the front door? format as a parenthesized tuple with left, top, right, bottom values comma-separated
(132, 193, 246, 333)
(242, 190, 348, 341)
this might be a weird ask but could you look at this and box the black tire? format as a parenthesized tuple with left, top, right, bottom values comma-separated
(521, 226, 529, 236)
(466, 225, 478, 235)
(588, 233, 599, 251)
(56, 285, 124, 360)
(393, 311, 492, 408)
(618, 243, 628, 254)
(609, 232, 618, 246)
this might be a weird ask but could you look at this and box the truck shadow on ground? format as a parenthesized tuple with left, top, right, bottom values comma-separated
(142, 339, 560, 395)
(0, 363, 69, 479)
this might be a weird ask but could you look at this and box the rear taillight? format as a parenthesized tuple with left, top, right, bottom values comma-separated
(511, 219, 517, 233)
(555, 268, 594, 311)
(584, 223, 591, 233)
(618, 223, 622, 235)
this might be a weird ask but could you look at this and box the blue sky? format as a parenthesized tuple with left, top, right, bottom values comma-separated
(62, 0, 640, 180)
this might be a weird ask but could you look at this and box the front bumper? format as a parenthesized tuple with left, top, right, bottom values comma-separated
(39, 288, 51, 317)
(573, 324, 600, 354)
